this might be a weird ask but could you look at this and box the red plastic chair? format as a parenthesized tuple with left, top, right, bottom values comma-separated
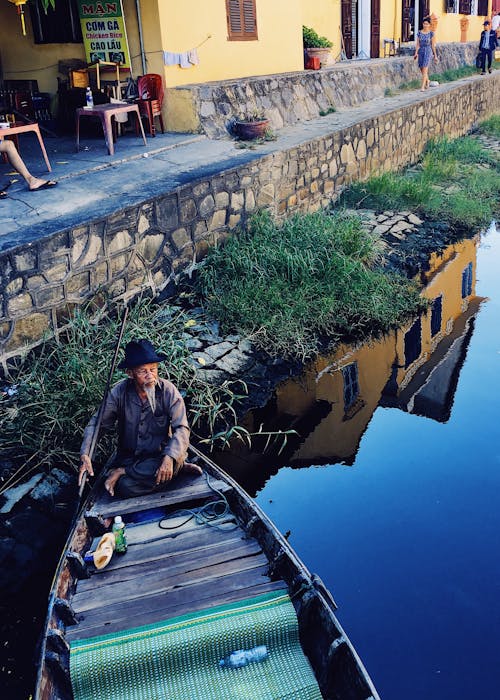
(137, 74, 165, 137)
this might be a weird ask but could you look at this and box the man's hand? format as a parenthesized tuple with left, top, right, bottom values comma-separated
(156, 455, 174, 485)
(78, 454, 94, 486)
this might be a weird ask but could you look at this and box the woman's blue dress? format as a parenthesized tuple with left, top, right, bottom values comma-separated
(417, 30, 434, 68)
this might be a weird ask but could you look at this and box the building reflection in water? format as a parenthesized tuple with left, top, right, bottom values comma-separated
(214, 236, 485, 494)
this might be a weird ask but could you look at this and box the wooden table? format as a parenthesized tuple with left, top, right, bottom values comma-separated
(75, 103, 147, 156)
(0, 121, 52, 172)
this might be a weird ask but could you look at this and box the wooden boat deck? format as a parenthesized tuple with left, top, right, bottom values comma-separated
(66, 473, 285, 643)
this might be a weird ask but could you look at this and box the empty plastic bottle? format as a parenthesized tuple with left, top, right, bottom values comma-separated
(219, 645, 268, 669)
(85, 87, 94, 108)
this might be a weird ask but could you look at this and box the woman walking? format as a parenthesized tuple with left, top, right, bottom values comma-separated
(414, 16, 438, 91)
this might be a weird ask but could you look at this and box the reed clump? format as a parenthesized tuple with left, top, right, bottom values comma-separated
(0, 297, 247, 474)
(342, 132, 500, 229)
(195, 210, 426, 361)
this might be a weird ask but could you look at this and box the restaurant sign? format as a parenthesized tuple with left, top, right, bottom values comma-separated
(77, 1, 131, 70)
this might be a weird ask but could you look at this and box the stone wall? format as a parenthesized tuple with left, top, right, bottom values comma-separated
(167, 43, 478, 138)
(1, 73, 499, 366)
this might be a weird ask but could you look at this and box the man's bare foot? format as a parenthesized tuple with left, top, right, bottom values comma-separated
(182, 462, 203, 476)
(104, 467, 125, 496)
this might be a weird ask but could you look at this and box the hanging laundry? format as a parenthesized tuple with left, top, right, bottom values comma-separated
(163, 47, 200, 68)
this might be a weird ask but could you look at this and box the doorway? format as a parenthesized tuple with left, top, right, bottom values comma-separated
(402, 1, 430, 43)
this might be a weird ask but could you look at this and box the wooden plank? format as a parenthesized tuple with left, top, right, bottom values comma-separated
(77, 538, 262, 590)
(72, 551, 269, 612)
(92, 474, 232, 518)
(88, 525, 247, 578)
(123, 513, 237, 547)
(67, 572, 285, 641)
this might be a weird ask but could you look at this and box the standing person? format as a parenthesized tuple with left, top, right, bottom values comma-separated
(0, 139, 57, 197)
(78, 339, 202, 498)
(414, 16, 439, 91)
(478, 20, 498, 75)
(491, 12, 500, 38)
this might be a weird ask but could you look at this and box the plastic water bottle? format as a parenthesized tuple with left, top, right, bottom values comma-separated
(85, 87, 94, 108)
(112, 515, 127, 554)
(219, 645, 268, 669)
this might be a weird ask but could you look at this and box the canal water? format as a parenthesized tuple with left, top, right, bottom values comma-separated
(215, 223, 500, 700)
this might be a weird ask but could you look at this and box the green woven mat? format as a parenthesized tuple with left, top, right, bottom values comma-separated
(70, 589, 323, 700)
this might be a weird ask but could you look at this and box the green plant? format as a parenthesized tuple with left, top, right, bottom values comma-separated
(0, 297, 251, 476)
(302, 25, 333, 49)
(195, 210, 426, 361)
(341, 134, 499, 229)
(478, 114, 500, 138)
(319, 106, 336, 116)
(236, 110, 268, 123)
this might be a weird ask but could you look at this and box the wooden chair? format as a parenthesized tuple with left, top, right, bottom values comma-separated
(137, 74, 165, 136)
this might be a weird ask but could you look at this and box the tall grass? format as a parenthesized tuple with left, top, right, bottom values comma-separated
(0, 297, 248, 474)
(195, 211, 426, 361)
(479, 114, 500, 138)
(342, 134, 500, 228)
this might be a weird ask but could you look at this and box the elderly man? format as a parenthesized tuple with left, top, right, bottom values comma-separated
(78, 339, 201, 498)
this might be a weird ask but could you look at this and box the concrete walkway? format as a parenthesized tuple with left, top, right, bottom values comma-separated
(0, 70, 497, 252)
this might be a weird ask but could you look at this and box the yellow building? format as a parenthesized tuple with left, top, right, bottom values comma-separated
(227, 236, 484, 473)
(0, 0, 493, 135)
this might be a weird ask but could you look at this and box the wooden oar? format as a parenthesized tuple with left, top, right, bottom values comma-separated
(78, 305, 129, 498)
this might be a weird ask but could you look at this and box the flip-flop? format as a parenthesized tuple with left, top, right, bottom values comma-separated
(30, 180, 57, 192)
(0, 190, 6, 198)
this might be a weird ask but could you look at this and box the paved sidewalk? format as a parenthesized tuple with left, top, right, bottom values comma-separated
(0, 71, 497, 252)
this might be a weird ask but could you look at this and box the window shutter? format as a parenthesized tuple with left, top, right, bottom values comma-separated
(477, 0, 488, 15)
(226, 0, 258, 40)
(458, 0, 472, 14)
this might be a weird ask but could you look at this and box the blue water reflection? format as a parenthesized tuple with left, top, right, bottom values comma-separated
(251, 225, 500, 700)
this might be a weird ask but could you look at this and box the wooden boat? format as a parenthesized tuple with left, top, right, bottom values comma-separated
(34, 445, 380, 700)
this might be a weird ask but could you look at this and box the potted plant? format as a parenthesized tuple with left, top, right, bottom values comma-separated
(303, 25, 333, 68)
(233, 111, 270, 140)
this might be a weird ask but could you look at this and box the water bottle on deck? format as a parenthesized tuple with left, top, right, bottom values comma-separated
(219, 645, 268, 669)
(112, 515, 127, 553)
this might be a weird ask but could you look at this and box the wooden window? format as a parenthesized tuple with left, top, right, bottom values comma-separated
(226, 0, 258, 41)
(458, 0, 472, 14)
(430, 295, 442, 338)
(477, 0, 489, 15)
(30, 0, 82, 44)
(404, 317, 422, 368)
(342, 362, 359, 411)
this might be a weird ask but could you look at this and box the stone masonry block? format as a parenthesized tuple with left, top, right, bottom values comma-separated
(14, 251, 37, 273)
(180, 198, 197, 224)
(256, 183, 275, 207)
(137, 233, 164, 262)
(43, 262, 68, 283)
(155, 195, 179, 231)
(5, 278, 23, 296)
(209, 210, 227, 231)
(171, 228, 191, 251)
(107, 230, 133, 255)
(199, 195, 216, 217)
(4, 313, 50, 352)
(8, 292, 33, 315)
(66, 271, 91, 297)
(231, 192, 244, 211)
(35, 285, 65, 307)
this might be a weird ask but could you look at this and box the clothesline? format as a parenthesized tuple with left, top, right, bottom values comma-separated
(163, 33, 211, 69)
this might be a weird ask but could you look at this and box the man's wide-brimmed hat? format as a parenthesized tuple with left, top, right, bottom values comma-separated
(118, 339, 167, 369)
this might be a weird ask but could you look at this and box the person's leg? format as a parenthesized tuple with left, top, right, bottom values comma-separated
(0, 139, 56, 191)
(480, 49, 487, 73)
(486, 49, 493, 72)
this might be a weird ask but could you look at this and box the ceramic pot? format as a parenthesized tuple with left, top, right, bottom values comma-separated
(306, 47, 332, 68)
(234, 119, 270, 140)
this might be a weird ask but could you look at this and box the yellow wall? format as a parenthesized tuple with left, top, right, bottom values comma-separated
(300, 0, 341, 61)
(157, 0, 304, 88)
(430, 1, 493, 44)
(0, 0, 142, 95)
